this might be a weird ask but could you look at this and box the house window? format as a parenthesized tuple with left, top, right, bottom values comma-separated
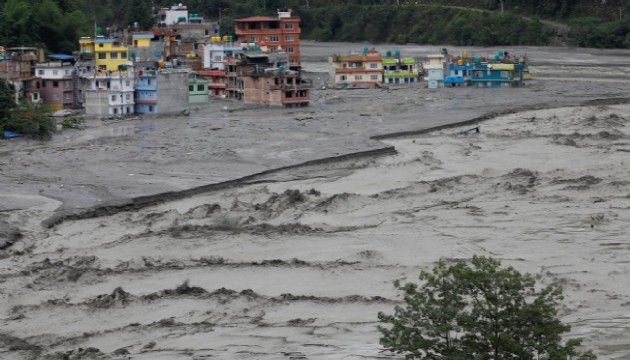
(64, 93, 71, 100)
(370, 63, 377, 69)
(270, 35, 279, 42)
(125, 80, 130, 86)
(33, 93, 39, 100)
(455, 70, 459, 75)
(371, 75, 378, 80)
(121, 52, 127, 59)
(111, 95, 116, 101)
(114, 108, 118, 114)
(249, 36, 258, 42)
(197, 84, 204, 91)
(147, 79, 152, 85)
(110, 52, 118, 59)
(355, 75, 363, 81)
(52, 94, 59, 100)
(149, 105, 154, 112)
(287, 47, 294, 53)
(53, 70, 58, 75)
(285, 35, 294, 41)
(38, 70, 44, 75)
(98, 53, 106, 59)
(42, 81, 46, 87)
(64, 81, 70, 88)
(53, 81, 59, 88)
(284, 23, 294, 29)
(189, 85, 194, 91)
(99, 44, 104, 48)
(126, 107, 131, 113)
(126, 94, 131, 100)
(98, 65, 106, 71)
(340, 75, 347, 81)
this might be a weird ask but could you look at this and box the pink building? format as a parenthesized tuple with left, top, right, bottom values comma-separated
(34, 62, 77, 110)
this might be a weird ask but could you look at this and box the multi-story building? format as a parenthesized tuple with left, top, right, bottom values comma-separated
(470, 63, 524, 88)
(189, 74, 209, 104)
(225, 52, 310, 107)
(81, 68, 135, 118)
(8, 76, 42, 106)
(382, 51, 422, 85)
(134, 63, 190, 115)
(440, 50, 525, 88)
(199, 37, 241, 97)
(0, 47, 44, 78)
(34, 61, 78, 110)
(93, 37, 129, 72)
(155, 4, 218, 70)
(234, 10, 302, 64)
(330, 48, 383, 89)
(203, 37, 241, 70)
(198, 69, 227, 97)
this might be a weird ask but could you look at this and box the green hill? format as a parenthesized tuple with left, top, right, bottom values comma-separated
(1, 0, 629, 52)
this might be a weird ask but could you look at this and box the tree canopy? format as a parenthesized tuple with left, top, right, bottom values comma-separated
(0, 79, 54, 140)
(378, 256, 596, 359)
(1, 0, 629, 52)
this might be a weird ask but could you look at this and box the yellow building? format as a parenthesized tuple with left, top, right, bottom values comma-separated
(132, 33, 154, 48)
(79, 37, 95, 57)
(93, 38, 129, 71)
(330, 48, 383, 89)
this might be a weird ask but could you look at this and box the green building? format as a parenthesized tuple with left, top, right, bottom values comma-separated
(189, 74, 209, 104)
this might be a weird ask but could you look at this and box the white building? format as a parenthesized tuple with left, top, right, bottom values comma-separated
(81, 66, 135, 118)
(158, 4, 191, 26)
(203, 39, 241, 70)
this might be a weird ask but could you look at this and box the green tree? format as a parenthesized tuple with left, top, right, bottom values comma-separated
(1, 102, 54, 140)
(1, 0, 33, 46)
(378, 256, 597, 360)
(0, 79, 17, 126)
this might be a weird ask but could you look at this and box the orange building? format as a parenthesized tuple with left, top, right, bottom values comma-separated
(197, 69, 226, 97)
(330, 48, 383, 89)
(234, 10, 301, 64)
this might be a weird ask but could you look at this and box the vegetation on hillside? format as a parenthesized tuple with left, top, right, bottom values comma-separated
(0, 0, 629, 52)
(378, 256, 596, 359)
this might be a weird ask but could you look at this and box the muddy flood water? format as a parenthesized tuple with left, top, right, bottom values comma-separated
(1, 43, 630, 359)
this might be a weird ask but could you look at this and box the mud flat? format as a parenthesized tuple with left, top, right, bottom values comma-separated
(2, 44, 630, 359)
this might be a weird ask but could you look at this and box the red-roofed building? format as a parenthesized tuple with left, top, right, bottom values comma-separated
(197, 69, 226, 97)
(234, 10, 301, 64)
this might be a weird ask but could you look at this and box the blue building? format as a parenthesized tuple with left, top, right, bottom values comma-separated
(470, 63, 524, 88)
(135, 68, 158, 114)
(444, 64, 473, 87)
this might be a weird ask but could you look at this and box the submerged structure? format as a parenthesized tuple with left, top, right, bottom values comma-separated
(226, 51, 310, 107)
(438, 49, 526, 88)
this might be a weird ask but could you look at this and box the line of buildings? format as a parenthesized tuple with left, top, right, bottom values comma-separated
(329, 48, 526, 89)
(1, 3, 527, 120)
(0, 5, 311, 119)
